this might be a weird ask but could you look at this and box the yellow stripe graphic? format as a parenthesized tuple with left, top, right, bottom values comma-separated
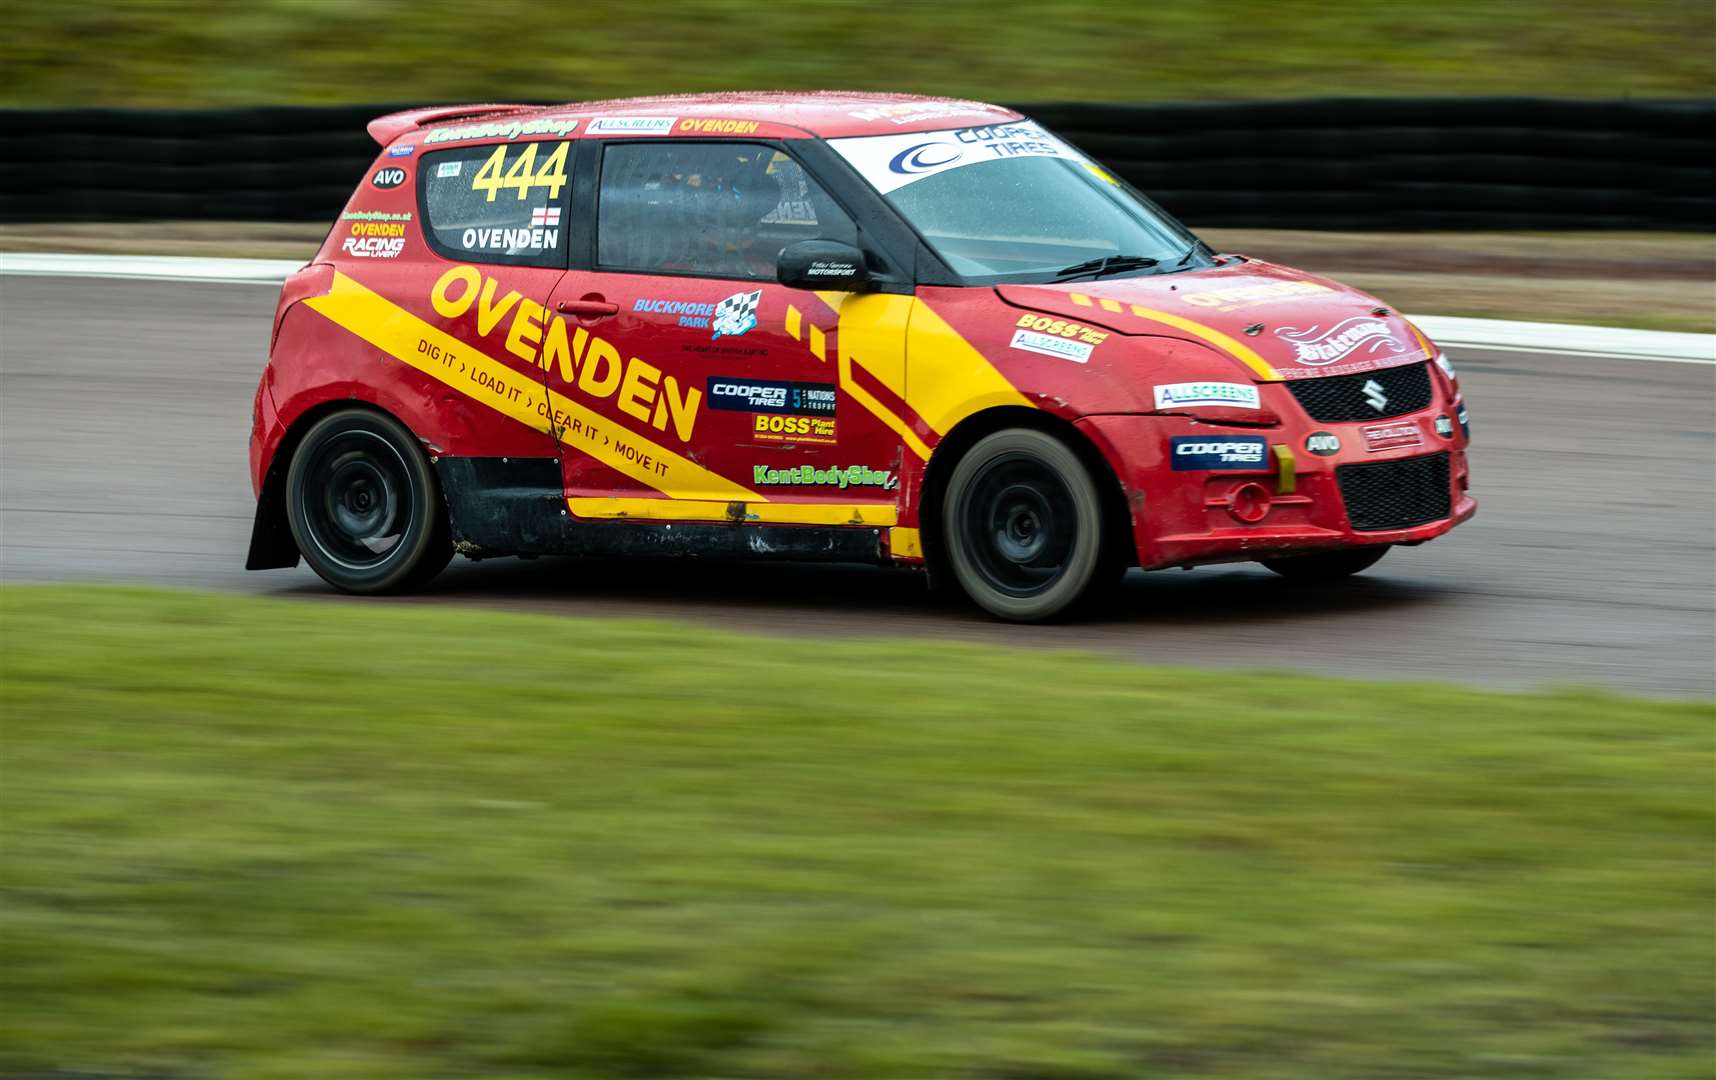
(1125, 304, 1280, 380)
(889, 526, 923, 558)
(303, 271, 756, 501)
(906, 301, 1036, 436)
(568, 497, 896, 526)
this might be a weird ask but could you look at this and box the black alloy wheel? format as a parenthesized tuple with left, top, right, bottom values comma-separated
(285, 408, 451, 593)
(942, 428, 1111, 622)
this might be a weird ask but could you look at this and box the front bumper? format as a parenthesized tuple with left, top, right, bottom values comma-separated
(1077, 404, 1476, 571)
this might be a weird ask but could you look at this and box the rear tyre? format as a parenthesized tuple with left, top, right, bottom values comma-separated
(1260, 545, 1390, 580)
(285, 408, 451, 594)
(942, 428, 1110, 622)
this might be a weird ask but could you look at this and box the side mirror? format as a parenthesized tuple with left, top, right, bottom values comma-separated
(777, 240, 872, 292)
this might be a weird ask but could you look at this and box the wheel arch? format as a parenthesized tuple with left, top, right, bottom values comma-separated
(917, 407, 1135, 584)
(245, 398, 438, 571)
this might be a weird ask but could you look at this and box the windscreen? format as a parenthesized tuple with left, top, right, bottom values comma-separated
(829, 121, 1197, 284)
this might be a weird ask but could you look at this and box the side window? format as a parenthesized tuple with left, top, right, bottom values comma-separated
(418, 141, 572, 267)
(597, 141, 857, 280)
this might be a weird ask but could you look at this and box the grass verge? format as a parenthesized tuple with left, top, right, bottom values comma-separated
(1, 586, 1711, 1079)
(4, 0, 1712, 105)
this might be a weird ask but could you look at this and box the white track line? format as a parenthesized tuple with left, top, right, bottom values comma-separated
(3, 252, 1712, 364)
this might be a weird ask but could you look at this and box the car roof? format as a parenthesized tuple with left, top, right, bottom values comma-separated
(372, 92, 1023, 145)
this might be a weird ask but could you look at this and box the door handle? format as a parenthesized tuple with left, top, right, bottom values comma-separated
(556, 298, 619, 318)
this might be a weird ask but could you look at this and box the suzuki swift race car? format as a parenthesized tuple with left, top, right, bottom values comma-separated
(248, 92, 1475, 620)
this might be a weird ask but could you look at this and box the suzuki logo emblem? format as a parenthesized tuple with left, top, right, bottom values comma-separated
(1362, 378, 1388, 411)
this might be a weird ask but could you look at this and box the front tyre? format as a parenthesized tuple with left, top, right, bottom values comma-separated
(1260, 545, 1389, 580)
(942, 428, 1110, 622)
(285, 408, 451, 594)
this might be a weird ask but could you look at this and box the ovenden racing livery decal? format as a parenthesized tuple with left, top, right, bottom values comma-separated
(828, 120, 1084, 194)
(341, 219, 407, 258)
(302, 269, 746, 503)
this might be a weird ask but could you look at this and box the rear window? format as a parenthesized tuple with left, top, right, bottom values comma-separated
(418, 141, 572, 268)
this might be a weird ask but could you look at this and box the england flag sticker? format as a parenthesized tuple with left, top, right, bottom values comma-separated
(530, 206, 561, 228)
(711, 289, 761, 340)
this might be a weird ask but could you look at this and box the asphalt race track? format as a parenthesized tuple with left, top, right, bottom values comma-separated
(2, 275, 1711, 696)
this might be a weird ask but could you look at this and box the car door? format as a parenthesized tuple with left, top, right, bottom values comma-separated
(542, 137, 905, 524)
(412, 136, 574, 463)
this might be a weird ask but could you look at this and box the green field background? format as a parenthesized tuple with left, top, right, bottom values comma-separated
(2, 587, 1711, 1079)
(4, 0, 1713, 106)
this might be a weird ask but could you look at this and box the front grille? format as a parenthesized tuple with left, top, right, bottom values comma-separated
(1336, 452, 1452, 531)
(1285, 362, 1432, 422)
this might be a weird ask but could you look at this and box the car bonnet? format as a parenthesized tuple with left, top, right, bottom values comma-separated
(994, 260, 1435, 382)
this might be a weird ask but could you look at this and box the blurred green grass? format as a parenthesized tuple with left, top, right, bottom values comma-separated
(3, 0, 1713, 106)
(1, 585, 1711, 1079)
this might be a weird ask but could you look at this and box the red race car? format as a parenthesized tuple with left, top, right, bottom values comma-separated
(248, 93, 1474, 621)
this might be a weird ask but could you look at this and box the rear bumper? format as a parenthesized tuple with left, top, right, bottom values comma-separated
(1077, 412, 1475, 571)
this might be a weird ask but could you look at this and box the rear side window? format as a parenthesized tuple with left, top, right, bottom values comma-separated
(418, 141, 572, 267)
(596, 142, 856, 280)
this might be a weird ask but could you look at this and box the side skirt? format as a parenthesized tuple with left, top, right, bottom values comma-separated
(436, 457, 888, 564)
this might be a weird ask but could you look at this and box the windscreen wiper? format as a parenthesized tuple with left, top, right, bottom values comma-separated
(1051, 254, 1159, 282)
(1173, 241, 1206, 268)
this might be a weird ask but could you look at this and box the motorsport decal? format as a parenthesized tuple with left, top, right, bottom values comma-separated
(387, 144, 415, 157)
(1359, 421, 1422, 452)
(828, 120, 1083, 194)
(635, 297, 717, 329)
(422, 116, 579, 145)
(1010, 329, 1093, 363)
(711, 290, 761, 339)
(302, 271, 746, 502)
(428, 265, 703, 443)
(458, 225, 558, 253)
(371, 166, 407, 189)
(587, 116, 677, 135)
(753, 464, 895, 490)
(1180, 280, 1334, 311)
(677, 118, 760, 134)
(1457, 403, 1470, 438)
(847, 102, 1011, 126)
(1152, 381, 1262, 410)
(436, 160, 462, 178)
(1304, 431, 1341, 456)
(1012, 313, 1107, 345)
(707, 378, 837, 415)
(341, 219, 407, 258)
(1275, 317, 1407, 367)
(341, 210, 411, 222)
(1169, 436, 1269, 471)
(753, 415, 838, 445)
(469, 142, 569, 202)
(1434, 414, 1455, 438)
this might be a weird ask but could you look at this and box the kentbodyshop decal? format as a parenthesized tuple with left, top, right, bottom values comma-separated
(422, 116, 579, 145)
(754, 464, 895, 490)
